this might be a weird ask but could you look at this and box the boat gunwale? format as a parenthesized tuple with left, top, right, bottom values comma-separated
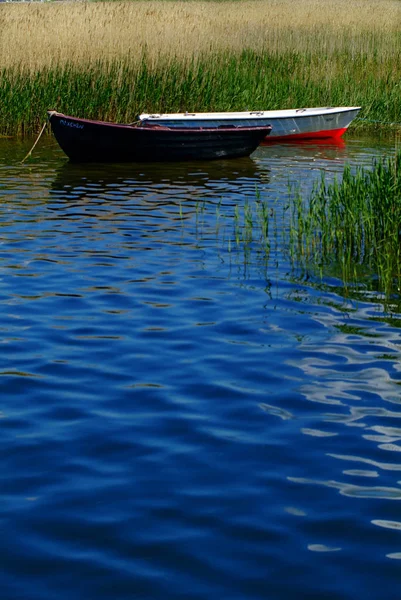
(138, 106, 362, 122)
(47, 112, 272, 134)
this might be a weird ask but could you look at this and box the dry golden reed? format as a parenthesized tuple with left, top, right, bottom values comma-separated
(0, 0, 400, 135)
(0, 0, 400, 70)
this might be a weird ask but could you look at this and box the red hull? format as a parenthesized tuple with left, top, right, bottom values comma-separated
(265, 127, 347, 143)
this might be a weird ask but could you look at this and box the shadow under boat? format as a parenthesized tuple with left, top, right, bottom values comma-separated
(50, 157, 269, 204)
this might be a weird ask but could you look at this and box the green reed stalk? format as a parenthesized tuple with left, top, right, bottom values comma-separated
(229, 195, 273, 269)
(0, 47, 400, 136)
(289, 150, 401, 299)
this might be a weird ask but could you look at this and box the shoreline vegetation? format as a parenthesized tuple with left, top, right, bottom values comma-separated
(0, 0, 400, 136)
(288, 150, 401, 305)
(206, 150, 401, 307)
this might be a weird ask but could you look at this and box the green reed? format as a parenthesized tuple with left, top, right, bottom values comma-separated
(224, 197, 273, 272)
(193, 151, 401, 304)
(289, 150, 401, 300)
(0, 48, 400, 136)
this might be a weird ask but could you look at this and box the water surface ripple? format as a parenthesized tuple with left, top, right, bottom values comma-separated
(0, 136, 400, 599)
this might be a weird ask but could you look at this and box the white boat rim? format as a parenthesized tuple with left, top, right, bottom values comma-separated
(139, 106, 361, 121)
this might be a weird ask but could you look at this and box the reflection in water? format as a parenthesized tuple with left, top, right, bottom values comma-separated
(260, 135, 346, 152)
(288, 475, 401, 499)
(47, 158, 270, 244)
(307, 544, 342, 553)
(1, 134, 401, 600)
(50, 157, 266, 202)
(282, 293, 401, 566)
(257, 136, 347, 165)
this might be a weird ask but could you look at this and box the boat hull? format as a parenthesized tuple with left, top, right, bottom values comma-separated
(139, 107, 361, 142)
(48, 112, 271, 162)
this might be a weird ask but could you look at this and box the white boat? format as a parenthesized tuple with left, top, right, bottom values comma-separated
(139, 106, 361, 142)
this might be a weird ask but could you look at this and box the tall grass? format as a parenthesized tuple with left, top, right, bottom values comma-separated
(0, 48, 400, 137)
(1, 0, 400, 69)
(0, 0, 400, 135)
(197, 149, 401, 304)
(288, 149, 401, 301)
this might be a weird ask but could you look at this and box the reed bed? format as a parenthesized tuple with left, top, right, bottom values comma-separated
(201, 150, 401, 305)
(0, 0, 400, 135)
(288, 149, 401, 302)
(1, 0, 400, 69)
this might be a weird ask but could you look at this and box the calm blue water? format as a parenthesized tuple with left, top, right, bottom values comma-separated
(1, 134, 400, 600)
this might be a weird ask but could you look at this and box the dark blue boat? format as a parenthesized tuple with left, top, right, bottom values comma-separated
(47, 111, 272, 163)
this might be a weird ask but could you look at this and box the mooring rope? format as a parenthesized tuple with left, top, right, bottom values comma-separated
(17, 112, 400, 164)
(21, 111, 57, 164)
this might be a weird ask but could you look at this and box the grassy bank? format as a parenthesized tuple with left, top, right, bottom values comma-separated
(0, 0, 400, 135)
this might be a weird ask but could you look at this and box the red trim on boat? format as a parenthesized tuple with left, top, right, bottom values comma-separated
(265, 127, 348, 142)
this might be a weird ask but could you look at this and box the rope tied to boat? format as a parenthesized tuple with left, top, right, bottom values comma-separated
(21, 111, 57, 163)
